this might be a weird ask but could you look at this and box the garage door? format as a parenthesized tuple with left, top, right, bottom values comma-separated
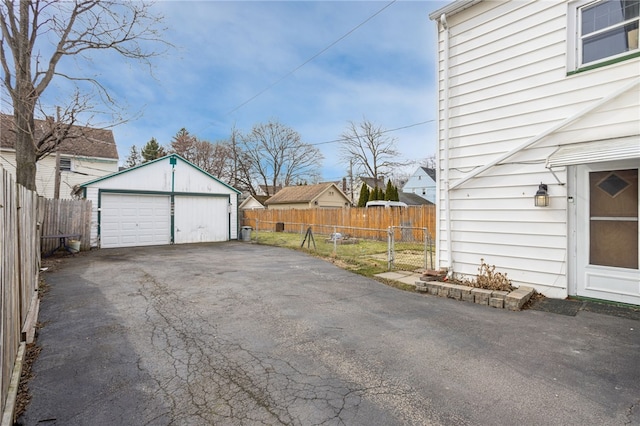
(101, 194, 171, 248)
(174, 196, 229, 244)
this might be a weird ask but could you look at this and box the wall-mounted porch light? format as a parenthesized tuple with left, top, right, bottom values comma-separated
(534, 183, 549, 207)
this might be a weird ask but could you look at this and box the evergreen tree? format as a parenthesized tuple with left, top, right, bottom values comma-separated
(124, 145, 141, 168)
(368, 187, 376, 202)
(392, 185, 400, 201)
(141, 137, 166, 162)
(357, 183, 369, 207)
(385, 180, 394, 201)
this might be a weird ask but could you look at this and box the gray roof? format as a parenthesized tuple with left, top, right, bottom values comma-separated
(421, 167, 437, 181)
(398, 192, 434, 206)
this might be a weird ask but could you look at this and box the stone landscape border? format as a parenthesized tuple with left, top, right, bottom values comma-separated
(415, 279, 535, 311)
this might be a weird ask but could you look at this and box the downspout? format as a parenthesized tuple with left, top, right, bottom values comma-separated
(440, 13, 454, 277)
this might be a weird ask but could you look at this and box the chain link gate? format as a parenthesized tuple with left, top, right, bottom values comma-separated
(387, 226, 434, 272)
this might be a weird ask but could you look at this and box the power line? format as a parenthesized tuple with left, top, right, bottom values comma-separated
(308, 119, 434, 146)
(225, 0, 398, 117)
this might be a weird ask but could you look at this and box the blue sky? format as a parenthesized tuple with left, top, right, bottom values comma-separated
(47, 1, 448, 181)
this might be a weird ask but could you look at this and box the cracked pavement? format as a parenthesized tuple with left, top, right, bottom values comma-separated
(19, 243, 640, 425)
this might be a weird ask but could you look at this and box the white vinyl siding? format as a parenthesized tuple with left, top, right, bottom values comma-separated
(0, 152, 117, 199)
(434, 0, 640, 298)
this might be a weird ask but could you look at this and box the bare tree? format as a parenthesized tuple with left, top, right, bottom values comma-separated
(420, 153, 437, 170)
(169, 128, 236, 180)
(170, 128, 198, 160)
(339, 119, 404, 181)
(0, 0, 166, 190)
(240, 120, 323, 196)
(228, 126, 257, 195)
(124, 144, 141, 168)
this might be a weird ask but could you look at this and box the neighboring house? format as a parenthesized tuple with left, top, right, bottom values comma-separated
(76, 154, 240, 248)
(0, 113, 119, 199)
(350, 176, 386, 204)
(429, 1, 639, 304)
(264, 183, 352, 210)
(257, 184, 283, 196)
(398, 191, 434, 206)
(239, 194, 269, 210)
(402, 167, 437, 203)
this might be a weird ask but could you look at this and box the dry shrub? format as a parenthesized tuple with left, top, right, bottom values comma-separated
(457, 258, 513, 292)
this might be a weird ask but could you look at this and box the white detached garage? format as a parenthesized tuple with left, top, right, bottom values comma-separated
(77, 154, 240, 248)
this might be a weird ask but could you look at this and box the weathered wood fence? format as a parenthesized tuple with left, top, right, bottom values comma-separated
(39, 198, 92, 254)
(242, 205, 436, 240)
(1, 167, 41, 422)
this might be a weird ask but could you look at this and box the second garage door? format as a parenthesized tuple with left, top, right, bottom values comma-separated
(101, 194, 171, 248)
(174, 196, 229, 244)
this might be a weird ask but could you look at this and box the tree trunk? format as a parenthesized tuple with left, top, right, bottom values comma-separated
(13, 0, 38, 191)
(14, 108, 38, 191)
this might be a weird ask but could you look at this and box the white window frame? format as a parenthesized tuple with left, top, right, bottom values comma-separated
(567, 0, 640, 72)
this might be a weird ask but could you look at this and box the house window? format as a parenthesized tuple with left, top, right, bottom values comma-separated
(569, 0, 640, 71)
(59, 158, 72, 172)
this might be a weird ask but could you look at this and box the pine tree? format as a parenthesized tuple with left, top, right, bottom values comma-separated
(357, 183, 369, 207)
(125, 145, 141, 168)
(393, 185, 400, 201)
(369, 187, 382, 201)
(385, 180, 394, 201)
(141, 137, 166, 162)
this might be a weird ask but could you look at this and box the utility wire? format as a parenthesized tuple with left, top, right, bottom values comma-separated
(225, 0, 398, 117)
(308, 119, 434, 146)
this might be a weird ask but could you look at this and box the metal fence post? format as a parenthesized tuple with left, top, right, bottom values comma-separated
(387, 226, 393, 271)
(424, 227, 428, 270)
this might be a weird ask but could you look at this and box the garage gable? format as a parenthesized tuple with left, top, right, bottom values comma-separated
(79, 154, 240, 195)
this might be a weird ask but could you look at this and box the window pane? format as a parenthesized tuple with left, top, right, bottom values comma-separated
(583, 22, 639, 63)
(582, 0, 640, 35)
(582, 0, 630, 35)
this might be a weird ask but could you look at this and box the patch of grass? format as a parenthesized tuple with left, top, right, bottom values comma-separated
(254, 231, 389, 277)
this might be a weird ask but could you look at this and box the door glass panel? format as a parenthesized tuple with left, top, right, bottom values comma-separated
(589, 169, 638, 269)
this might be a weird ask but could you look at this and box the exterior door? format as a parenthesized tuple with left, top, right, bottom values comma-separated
(576, 161, 640, 305)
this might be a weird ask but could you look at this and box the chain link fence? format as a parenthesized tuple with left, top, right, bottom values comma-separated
(246, 220, 434, 273)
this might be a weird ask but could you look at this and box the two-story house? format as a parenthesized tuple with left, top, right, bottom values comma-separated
(0, 113, 119, 199)
(402, 167, 437, 203)
(429, 0, 639, 304)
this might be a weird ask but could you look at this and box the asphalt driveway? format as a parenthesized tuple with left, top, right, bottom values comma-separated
(19, 243, 640, 425)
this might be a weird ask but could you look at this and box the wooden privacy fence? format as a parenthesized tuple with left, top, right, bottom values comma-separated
(242, 205, 436, 240)
(40, 198, 92, 255)
(1, 167, 41, 422)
